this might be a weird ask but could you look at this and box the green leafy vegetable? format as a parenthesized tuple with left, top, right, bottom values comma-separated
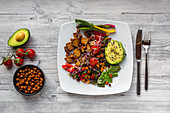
(97, 65, 121, 86)
(107, 65, 121, 75)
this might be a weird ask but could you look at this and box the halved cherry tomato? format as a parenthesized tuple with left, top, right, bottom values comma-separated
(90, 58, 98, 66)
(67, 67, 75, 72)
(91, 46, 100, 55)
(65, 63, 73, 68)
(95, 34, 104, 42)
(62, 63, 75, 72)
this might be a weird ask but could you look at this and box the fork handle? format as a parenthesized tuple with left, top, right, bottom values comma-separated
(145, 53, 148, 90)
(137, 62, 140, 95)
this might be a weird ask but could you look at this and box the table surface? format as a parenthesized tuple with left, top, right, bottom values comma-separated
(0, 0, 170, 113)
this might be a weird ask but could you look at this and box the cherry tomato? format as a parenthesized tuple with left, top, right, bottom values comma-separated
(14, 57, 24, 66)
(2, 57, 12, 68)
(65, 63, 73, 68)
(90, 58, 98, 66)
(95, 34, 103, 41)
(95, 34, 100, 41)
(26, 49, 36, 58)
(62, 65, 68, 70)
(91, 46, 100, 55)
(67, 67, 75, 72)
(62, 63, 73, 71)
(16, 48, 25, 57)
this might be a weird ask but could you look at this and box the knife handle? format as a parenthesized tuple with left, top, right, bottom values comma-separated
(137, 62, 140, 95)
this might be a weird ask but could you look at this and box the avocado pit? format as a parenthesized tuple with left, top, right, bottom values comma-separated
(16, 32, 25, 42)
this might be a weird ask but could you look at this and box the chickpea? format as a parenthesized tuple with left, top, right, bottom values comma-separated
(27, 77, 31, 81)
(16, 83, 19, 86)
(16, 78, 19, 81)
(40, 78, 43, 81)
(25, 81, 28, 85)
(37, 86, 40, 89)
(33, 87, 36, 91)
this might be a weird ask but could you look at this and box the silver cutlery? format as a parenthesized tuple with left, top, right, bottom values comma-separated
(136, 28, 142, 95)
(142, 32, 151, 91)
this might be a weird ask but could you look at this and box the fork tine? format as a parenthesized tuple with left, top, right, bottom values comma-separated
(144, 31, 147, 42)
(148, 31, 151, 41)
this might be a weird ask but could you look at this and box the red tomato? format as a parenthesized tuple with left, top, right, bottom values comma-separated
(65, 63, 73, 68)
(91, 46, 100, 55)
(95, 34, 103, 41)
(14, 57, 24, 66)
(26, 49, 36, 58)
(2, 57, 12, 68)
(90, 58, 98, 66)
(95, 34, 100, 41)
(62, 63, 74, 72)
(67, 67, 75, 72)
(16, 48, 25, 57)
(62, 65, 68, 70)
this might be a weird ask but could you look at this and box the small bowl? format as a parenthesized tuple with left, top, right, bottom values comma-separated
(13, 64, 45, 96)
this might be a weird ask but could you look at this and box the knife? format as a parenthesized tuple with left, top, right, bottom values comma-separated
(136, 28, 142, 95)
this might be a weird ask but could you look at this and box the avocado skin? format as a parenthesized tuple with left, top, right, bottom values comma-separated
(7, 28, 30, 47)
(105, 40, 126, 65)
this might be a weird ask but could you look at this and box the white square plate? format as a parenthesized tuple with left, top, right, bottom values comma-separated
(58, 20, 133, 95)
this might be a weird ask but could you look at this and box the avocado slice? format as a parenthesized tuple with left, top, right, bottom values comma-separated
(105, 40, 126, 64)
(8, 28, 30, 47)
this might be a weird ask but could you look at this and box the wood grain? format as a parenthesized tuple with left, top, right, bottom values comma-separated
(0, 0, 170, 113)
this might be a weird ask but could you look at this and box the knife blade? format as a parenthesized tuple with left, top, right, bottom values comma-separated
(136, 28, 142, 95)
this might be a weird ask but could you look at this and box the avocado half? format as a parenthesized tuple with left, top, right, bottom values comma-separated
(8, 28, 30, 47)
(105, 40, 126, 65)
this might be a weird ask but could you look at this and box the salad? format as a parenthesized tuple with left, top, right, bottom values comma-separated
(62, 19, 126, 87)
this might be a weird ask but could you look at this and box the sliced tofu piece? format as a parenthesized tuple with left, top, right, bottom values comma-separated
(72, 39, 80, 47)
(65, 56, 74, 64)
(73, 33, 78, 39)
(81, 37, 89, 45)
(66, 42, 74, 51)
(73, 49, 81, 58)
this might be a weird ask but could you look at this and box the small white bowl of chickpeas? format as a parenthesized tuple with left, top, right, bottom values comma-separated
(13, 65, 45, 96)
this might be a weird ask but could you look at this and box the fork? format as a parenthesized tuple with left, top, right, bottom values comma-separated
(142, 32, 151, 91)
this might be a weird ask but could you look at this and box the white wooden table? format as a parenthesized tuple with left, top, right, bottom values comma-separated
(0, 0, 170, 113)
